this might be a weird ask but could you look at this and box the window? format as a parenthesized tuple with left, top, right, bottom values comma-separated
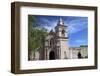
(50, 39, 52, 46)
(64, 51, 67, 59)
(62, 30, 65, 36)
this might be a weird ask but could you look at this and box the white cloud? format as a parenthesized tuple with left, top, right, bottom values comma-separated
(38, 16, 88, 35)
(39, 18, 58, 32)
(66, 18, 88, 34)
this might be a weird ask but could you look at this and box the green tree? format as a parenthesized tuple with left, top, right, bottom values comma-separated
(28, 15, 48, 60)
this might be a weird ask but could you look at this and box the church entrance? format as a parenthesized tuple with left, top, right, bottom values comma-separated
(49, 51, 55, 60)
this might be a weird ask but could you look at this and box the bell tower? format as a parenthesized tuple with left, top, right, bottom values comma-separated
(55, 18, 69, 59)
(55, 18, 68, 38)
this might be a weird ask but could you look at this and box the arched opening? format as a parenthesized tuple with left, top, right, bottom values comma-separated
(62, 30, 65, 37)
(64, 51, 67, 59)
(50, 38, 54, 46)
(78, 52, 82, 59)
(50, 39, 52, 46)
(49, 51, 55, 60)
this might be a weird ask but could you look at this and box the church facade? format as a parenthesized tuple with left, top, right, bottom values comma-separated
(29, 18, 88, 60)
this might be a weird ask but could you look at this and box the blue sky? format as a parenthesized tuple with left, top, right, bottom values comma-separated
(31, 15, 88, 47)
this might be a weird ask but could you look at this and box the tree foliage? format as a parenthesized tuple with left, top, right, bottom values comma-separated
(28, 16, 48, 52)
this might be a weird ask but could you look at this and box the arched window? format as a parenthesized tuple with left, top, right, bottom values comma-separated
(50, 38, 55, 46)
(62, 30, 65, 36)
(64, 51, 67, 59)
(50, 39, 52, 46)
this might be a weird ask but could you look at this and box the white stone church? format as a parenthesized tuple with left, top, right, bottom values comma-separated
(29, 18, 88, 60)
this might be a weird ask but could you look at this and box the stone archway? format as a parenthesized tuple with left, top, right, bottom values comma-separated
(49, 51, 55, 60)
